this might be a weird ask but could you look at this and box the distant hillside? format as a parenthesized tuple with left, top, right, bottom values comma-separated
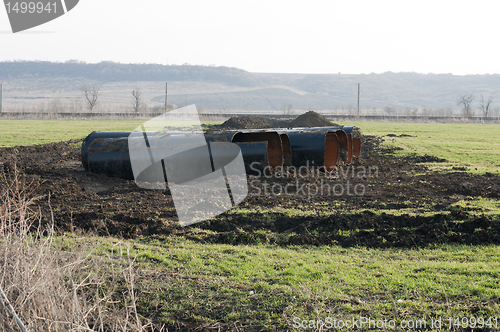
(0, 61, 258, 86)
(1, 61, 500, 113)
(151, 87, 336, 111)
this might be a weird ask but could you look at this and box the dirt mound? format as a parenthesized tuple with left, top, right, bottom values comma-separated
(219, 116, 277, 129)
(217, 111, 338, 130)
(289, 111, 338, 128)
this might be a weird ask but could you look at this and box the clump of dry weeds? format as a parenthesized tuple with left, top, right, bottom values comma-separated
(0, 167, 163, 332)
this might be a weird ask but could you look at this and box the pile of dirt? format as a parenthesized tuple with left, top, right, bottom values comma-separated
(217, 111, 339, 130)
(289, 111, 339, 128)
(219, 116, 278, 129)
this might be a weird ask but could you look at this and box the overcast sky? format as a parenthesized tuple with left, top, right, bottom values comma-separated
(1, 0, 498, 75)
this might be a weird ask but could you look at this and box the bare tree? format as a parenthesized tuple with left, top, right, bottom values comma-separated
(478, 94, 493, 118)
(493, 106, 500, 117)
(421, 107, 433, 117)
(48, 98, 63, 117)
(81, 85, 101, 112)
(281, 102, 293, 115)
(444, 106, 454, 117)
(131, 88, 143, 113)
(69, 98, 83, 113)
(383, 106, 394, 116)
(347, 103, 355, 116)
(457, 94, 475, 118)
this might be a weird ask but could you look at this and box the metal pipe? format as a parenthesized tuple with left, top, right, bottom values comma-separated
(277, 130, 340, 170)
(335, 130, 349, 163)
(82, 126, 361, 180)
(352, 137, 361, 157)
(85, 135, 269, 181)
(82, 131, 133, 170)
(231, 132, 283, 167)
(226, 126, 352, 168)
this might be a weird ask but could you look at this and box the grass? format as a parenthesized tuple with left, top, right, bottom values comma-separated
(62, 235, 500, 330)
(0, 119, 221, 147)
(0, 170, 162, 331)
(347, 122, 500, 174)
(1, 119, 500, 330)
(450, 197, 500, 217)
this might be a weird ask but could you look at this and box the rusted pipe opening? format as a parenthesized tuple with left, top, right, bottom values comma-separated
(352, 138, 361, 157)
(280, 133, 292, 167)
(324, 132, 339, 170)
(346, 134, 353, 164)
(336, 130, 348, 163)
(232, 132, 283, 167)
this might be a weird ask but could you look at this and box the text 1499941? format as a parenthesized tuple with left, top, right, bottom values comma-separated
(5, 2, 57, 14)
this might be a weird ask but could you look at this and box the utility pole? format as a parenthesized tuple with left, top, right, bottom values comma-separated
(165, 83, 168, 112)
(0, 83, 3, 113)
(357, 83, 360, 118)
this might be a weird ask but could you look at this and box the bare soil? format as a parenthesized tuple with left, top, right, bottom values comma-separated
(216, 111, 339, 130)
(288, 111, 339, 128)
(1, 132, 499, 248)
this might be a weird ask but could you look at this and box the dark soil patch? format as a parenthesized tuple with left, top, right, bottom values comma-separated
(218, 115, 285, 129)
(1, 128, 499, 248)
(405, 154, 447, 163)
(386, 134, 415, 138)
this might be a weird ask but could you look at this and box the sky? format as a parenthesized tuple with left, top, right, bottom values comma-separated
(1, 0, 499, 75)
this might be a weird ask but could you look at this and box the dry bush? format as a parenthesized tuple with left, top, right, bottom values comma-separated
(0, 168, 162, 332)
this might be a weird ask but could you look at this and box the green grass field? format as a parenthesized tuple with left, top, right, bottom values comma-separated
(2, 119, 500, 330)
(0, 119, 220, 147)
(61, 236, 500, 331)
(350, 122, 500, 174)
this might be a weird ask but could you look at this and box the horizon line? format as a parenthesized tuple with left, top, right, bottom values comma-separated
(0, 59, 498, 77)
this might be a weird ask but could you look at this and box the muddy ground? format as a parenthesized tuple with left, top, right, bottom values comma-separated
(1, 133, 499, 248)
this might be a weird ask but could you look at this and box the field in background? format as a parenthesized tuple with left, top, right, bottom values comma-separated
(0, 119, 220, 146)
(1, 119, 499, 330)
(351, 122, 500, 174)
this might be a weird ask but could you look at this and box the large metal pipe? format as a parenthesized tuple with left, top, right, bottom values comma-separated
(82, 131, 132, 171)
(85, 135, 269, 181)
(82, 126, 361, 180)
(280, 131, 326, 169)
(87, 137, 132, 179)
(231, 132, 283, 167)
(224, 126, 351, 169)
(205, 131, 282, 167)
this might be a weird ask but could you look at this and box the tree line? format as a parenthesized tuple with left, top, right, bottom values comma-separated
(457, 94, 494, 118)
(81, 85, 151, 113)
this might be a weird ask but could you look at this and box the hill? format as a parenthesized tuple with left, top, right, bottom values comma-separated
(1, 61, 500, 114)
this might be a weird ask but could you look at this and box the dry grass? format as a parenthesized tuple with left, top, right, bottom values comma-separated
(0, 167, 163, 332)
